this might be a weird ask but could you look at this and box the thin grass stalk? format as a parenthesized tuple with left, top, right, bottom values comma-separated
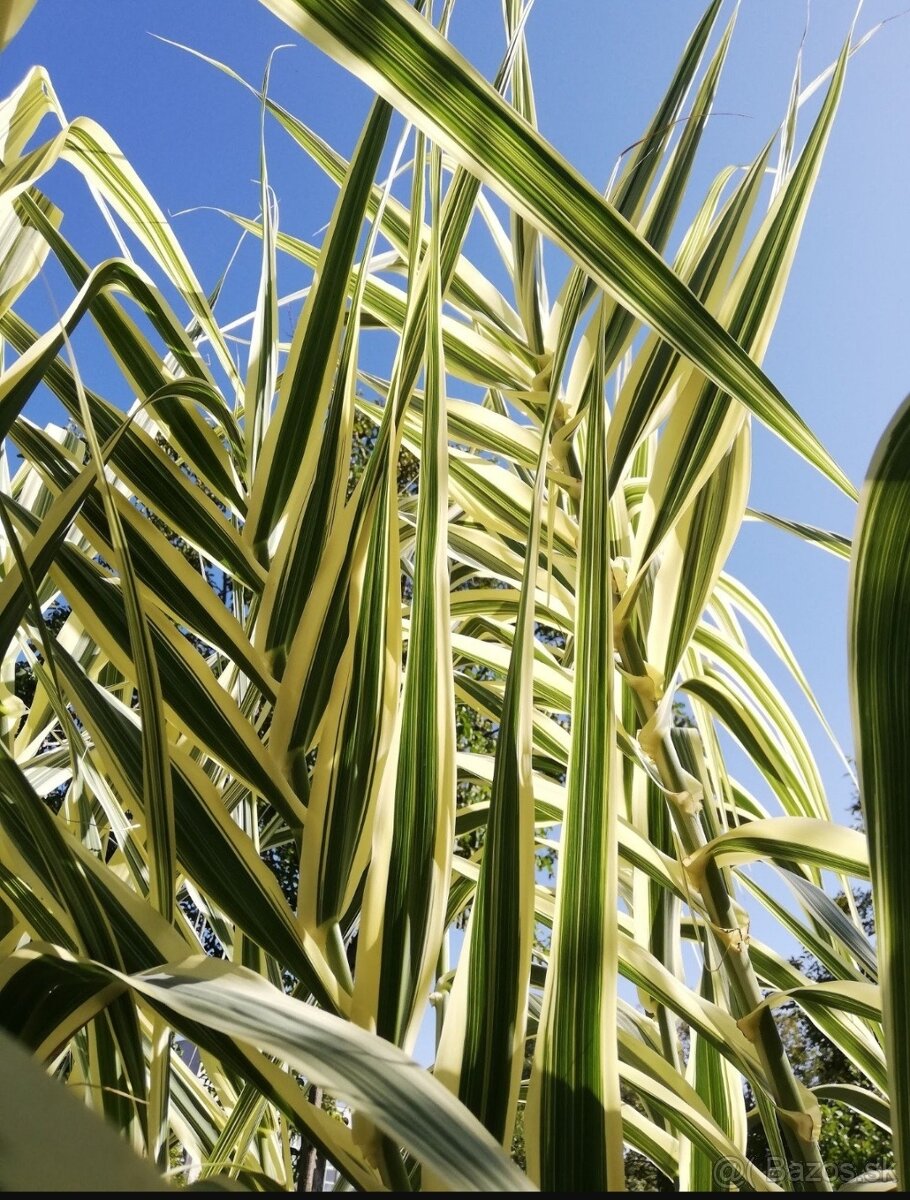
(617, 619, 831, 1190)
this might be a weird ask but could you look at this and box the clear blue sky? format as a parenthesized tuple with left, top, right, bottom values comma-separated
(6, 0, 910, 824)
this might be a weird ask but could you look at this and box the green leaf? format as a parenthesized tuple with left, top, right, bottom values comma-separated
(526, 305, 623, 1190)
(0, 1029, 170, 1192)
(11, 953, 536, 1193)
(849, 389, 910, 1189)
(260, 0, 853, 498)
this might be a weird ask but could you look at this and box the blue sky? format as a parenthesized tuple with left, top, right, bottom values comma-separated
(6, 3, 909, 863)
